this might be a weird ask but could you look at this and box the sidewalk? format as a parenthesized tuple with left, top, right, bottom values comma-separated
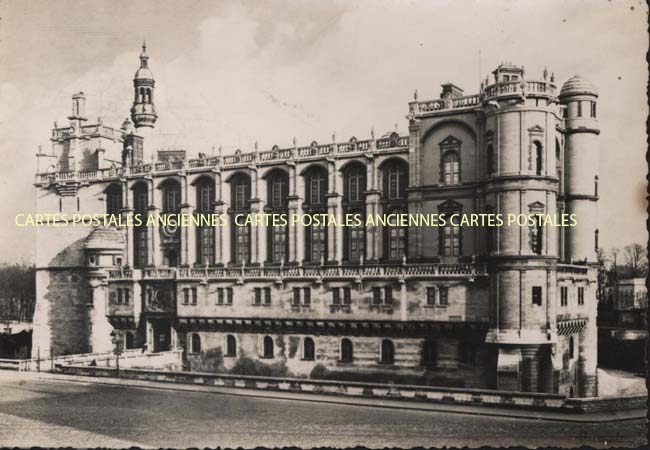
(15, 371, 647, 424)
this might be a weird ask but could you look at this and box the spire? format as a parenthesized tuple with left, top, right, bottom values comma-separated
(140, 40, 149, 68)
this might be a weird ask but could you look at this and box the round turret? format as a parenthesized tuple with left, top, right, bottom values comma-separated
(559, 75, 598, 99)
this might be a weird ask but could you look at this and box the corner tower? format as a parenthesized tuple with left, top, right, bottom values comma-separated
(559, 76, 599, 263)
(130, 42, 158, 130)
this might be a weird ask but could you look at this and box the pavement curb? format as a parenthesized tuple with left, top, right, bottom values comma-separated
(28, 371, 647, 424)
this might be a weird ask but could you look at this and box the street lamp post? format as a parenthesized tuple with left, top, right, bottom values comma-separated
(110, 330, 122, 377)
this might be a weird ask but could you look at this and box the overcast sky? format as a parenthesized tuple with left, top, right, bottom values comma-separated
(0, 0, 647, 263)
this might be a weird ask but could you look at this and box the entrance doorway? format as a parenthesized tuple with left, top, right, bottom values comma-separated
(150, 319, 172, 352)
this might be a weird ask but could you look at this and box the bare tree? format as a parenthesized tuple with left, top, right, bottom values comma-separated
(623, 243, 648, 277)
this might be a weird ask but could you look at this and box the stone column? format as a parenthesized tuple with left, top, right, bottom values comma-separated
(147, 178, 158, 266)
(180, 175, 195, 266)
(578, 312, 598, 397)
(257, 172, 268, 264)
(214, 171, 224, 265)
(88, 275, 113, 354)
(293, 165, 305, 264)
(221, 178, 231, 264)
(365, 191, 381, 262)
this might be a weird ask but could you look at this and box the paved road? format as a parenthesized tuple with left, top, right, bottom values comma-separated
(0, 372, 645, 448)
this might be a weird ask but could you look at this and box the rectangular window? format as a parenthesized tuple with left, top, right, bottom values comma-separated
(191, 287, 197, 305)
(332, 288, 340, 305)
(124, 289, 130, 305)
(216, 288, 224, 305)
(439, 287, 448, 306)
(271, 225, 287, 263)
(372, 287, 382, 305)
(343, 287, 351, 305)
(384, 287, 393, 305)
(226, 287, 233, 305)
(560, 286, 568, 307)
(292, 287, 301, 306)
(578, 287, 584, 305)
(577, 101, 583, 117)
(591, 101, 597, 118)
(442, 225, 461, 256)
(303, 287, 311, 306)
(234, 226, 250, 264)
(532, 286, 542, 306)
(183, 288, 189, 305)
(309, 223, 326, 262)
(264, 287, 271, 305)
(254, 287, 261, 305)
(117, 289, 123, 304)
(426, 287, 436, 306)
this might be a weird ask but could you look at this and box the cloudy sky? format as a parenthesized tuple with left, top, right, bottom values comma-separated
(0, 0, 647, 262)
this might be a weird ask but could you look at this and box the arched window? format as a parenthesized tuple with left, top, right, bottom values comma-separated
(226, 335, 237, 357)
(267, 171, 289, 264)
(125, 332, 134, 350)
(344, 164, 366, 203)
(139, 87, 146, 103)
(594, 175, 599, 197)
(146, 89, 152, 103)
(385, 207, 406, 261)
(196, 177, 214, 213)
(421, 338, 437, 366)
(304, 167, 328, 263)
(263, 336, 274, 358)
(106, 184, 123, 218)
(133, 183, 148, 268)
(380, 339, 395, 364)
(196, 178, 215, 266)
(231, 174, 251, 210)
(346, 209, 365, 262)
(162, 180, 182, 213)
(306, 167, 327, 206)
(340, 338, 353, 362)
(191, 333, 201, 354)
(230, 173, 251, 264)
(269, 171, 288, 209)
(534, 141, 543, 176)
(382, 160, 408, 200)
(303, 337, 315, 361)
(442, 152, 460, 185)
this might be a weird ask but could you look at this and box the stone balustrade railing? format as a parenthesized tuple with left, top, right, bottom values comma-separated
(557, 263, 589, 275)
(482, 80, 556, 101)
(52, 124, 122, 141)
(107, 263, 487, 281)
(411, 80, 556, 116)
(35, 135, 408, 185)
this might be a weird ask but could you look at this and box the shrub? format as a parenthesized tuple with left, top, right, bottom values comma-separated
(229, 356, 291, 378)
(309, 364, 329, 380)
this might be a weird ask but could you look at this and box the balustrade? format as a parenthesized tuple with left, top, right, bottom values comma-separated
(107, 263, 486, 282)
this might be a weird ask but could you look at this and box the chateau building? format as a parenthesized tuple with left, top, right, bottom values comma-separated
(32, 46, 600, 396)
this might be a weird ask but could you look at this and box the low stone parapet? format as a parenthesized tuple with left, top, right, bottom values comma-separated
(54, 364, 644, 413)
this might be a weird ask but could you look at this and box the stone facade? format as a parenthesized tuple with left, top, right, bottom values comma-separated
(32, 50, 600, 396)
